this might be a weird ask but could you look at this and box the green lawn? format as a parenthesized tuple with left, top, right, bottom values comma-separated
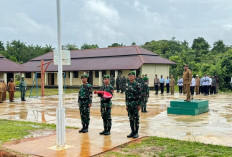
(104, 136, 232, 157)
(0, 119, 56, 144)
(9, 88, 78, 99)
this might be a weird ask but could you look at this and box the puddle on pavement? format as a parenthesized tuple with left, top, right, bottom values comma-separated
(0, 92, 232, 146)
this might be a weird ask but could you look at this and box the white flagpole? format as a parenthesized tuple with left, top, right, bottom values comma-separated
(56, 0, 66, 148)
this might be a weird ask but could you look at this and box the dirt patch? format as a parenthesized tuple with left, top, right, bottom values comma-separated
(0, 148, 25, 157)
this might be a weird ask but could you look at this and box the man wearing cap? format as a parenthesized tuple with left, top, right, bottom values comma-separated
(126, 71, 142, 138)
(195, 75, 200, 95)
(19, 77, 27, 101)
(78, 75, 92, 133)
(119, 74, 126, 93)
(99, 75, 114, 135)
(170, 75, 175, 95)
(137, 75, 144, 84)
(8, 78, 15, 102)
(154, 74, 160, 95)
(183, 65, 192, 101)
(141, 77, 149, 112)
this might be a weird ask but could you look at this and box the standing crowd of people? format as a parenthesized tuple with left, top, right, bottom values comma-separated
(0, 77, 27, 103)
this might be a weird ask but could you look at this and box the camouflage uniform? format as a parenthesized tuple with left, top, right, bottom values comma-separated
(116, 76, 120, 92)
(78, 82, 92, 133)
(141, 78, 149, 112)
(110, 76, 115, 87)
(99, 84, 114, 135)
(19, 78, 27, 101)
(126, 74, 142, 138)
(119, 76, 126, 93)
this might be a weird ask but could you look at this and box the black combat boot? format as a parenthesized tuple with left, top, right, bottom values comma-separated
(144, 105, 147, 112)
(82, 124, 89, 133)
(100, 125, 107, 135)
(104, 126, 111, 135)
(133, 123, 139, 138)
(127, 120, 134, 138)
(79, 124, 85, 133)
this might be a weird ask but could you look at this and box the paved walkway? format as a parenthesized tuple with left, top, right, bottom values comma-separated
(1, 91, 232, 156)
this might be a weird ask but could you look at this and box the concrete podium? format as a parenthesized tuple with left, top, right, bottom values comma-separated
(167, 99, 209, 116)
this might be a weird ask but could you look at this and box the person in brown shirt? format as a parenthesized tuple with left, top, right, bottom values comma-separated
(8, 78, 15, 102)
(0, 80, 4, 103)
(154, 74, 160, 95)
(183, 65, 192, 101)
(195, 75, 200, 95)
(170, 75, 175, 95)
(2, 80, 7, 101)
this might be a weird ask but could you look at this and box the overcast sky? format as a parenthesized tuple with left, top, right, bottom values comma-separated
(0, 0, 232, 48)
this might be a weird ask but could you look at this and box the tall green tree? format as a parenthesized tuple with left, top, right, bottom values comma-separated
(108, 43, 124, 47)
(81, 43, 99, 50)
(63, 43, 79, 50)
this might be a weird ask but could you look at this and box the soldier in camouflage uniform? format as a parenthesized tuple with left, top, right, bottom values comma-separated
(141, 77, 149, 112)
(119, 74, 126, 93)
(110, 75, 115, 87)
(78, 75, 92, 133)
(137, 75, 144, 84)
(19, 77, 27, 101)
(125, 71, 142, 138)
(98, 75, 114, 135)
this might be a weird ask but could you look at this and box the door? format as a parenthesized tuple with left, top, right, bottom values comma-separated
(7, 73, 14, 83)
(48, 73, 55, 85)
(88, 71, 93, 85)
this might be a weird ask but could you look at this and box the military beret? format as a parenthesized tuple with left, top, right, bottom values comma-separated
(143, 77, 148, 81)
(103, 75, 110, 79)
(128, 71, 136, 76)
(81, 75, 88, 79)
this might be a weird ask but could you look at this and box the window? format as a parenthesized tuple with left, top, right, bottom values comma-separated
(25, 73, 31, 78)
(37, 73, 41, 78)
(110, 70, 115, 77)
(102, 70, 106, 77)
(95, 70, 99, 78)
(73, 71, 79, 78)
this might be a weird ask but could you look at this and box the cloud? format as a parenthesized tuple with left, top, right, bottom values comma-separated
(0, 12, 55, 45)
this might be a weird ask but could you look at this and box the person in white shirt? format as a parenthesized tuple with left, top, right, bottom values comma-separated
(177, 76, 183, 94)
(203, 74, 210, 96)
(190, 76, 196, 96)
(209, 75, 212, 95)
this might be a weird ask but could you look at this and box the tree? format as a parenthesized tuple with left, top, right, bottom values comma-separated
(212, 40, 226, 54)
(108, 43, 124, 47)
(0, 41, 4, 51)
(63, 43, 79, 50)
(191, 37, 210, 57)
(132, 42, 136, 45)
(81, 44, 99, 50)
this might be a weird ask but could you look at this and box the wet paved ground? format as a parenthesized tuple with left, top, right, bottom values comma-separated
(1, 91, 232, 156)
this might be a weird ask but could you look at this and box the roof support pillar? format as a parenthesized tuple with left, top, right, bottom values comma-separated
(70, 72, 73, 86)
(45, 72, 48, 86)
(99, 70, 102, 86)
(115, 70, 118, 85)
(3, 73, 7, 83)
